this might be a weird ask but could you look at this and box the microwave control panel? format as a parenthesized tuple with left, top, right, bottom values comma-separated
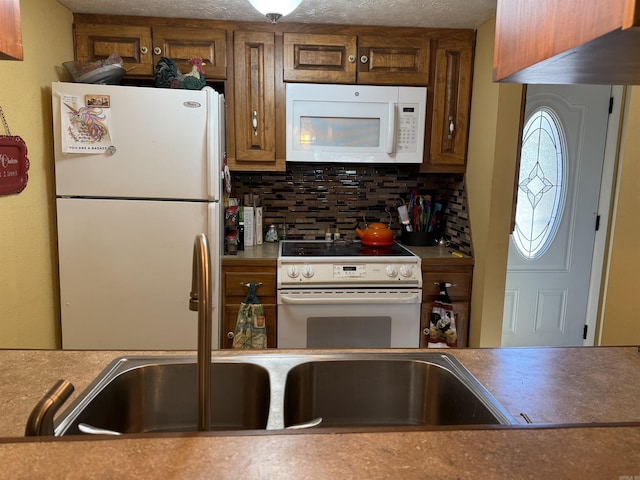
(396, 104, 420, 152)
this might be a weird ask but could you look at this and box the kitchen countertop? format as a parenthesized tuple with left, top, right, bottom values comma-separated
(0, 347, 639, 478)
(222, 241, 472, 265)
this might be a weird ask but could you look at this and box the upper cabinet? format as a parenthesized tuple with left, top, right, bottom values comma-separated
(494, 0, 640, 84)
(75, 23, 153, 75)
(283, 33, 430, 85)
(0, 0, 23, 60)
(71, 15, 476, 173)
(425, 37, 474, 172)
(231, 31, 283, 171)
(152, 27, 227, 79)
(74, 23, 227, 79)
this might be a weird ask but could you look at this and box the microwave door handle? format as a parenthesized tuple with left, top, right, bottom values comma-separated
(385, 103, 396, 154)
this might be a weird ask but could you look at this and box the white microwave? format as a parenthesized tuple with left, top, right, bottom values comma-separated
(286, 83, 427, 164)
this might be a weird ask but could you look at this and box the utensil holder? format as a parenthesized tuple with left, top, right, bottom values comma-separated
(401, 227, 437, 246)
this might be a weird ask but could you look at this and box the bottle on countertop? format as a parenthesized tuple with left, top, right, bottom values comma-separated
(333, 226, 341, 240)
(238, 222, 245, 251)
(265, 224, 279, 242)
(325, 227, 332, 241)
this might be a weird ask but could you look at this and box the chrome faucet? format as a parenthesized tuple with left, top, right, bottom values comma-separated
(189, 233, 212, 431)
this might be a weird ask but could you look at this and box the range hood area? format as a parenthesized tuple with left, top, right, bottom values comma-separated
(493, 0, 640, 84)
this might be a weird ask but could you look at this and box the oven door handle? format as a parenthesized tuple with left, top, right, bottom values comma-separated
(278, 292, 421, 305)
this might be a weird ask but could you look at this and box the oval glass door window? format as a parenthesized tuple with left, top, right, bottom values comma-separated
(513, 108, 566, 259)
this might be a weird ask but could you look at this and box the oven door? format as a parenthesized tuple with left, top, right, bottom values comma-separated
(277, 289, 421, 348)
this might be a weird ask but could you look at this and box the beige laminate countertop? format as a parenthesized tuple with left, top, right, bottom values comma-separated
(222, 241, 472, 265)
(1, 347, 639, 479)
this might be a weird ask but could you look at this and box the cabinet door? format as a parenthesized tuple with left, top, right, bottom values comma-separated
(428, 38, 473, 170)
(233, 31, 277, 166)
(357, 36, 430, 85)
(152, 27, 227, 79)
(74, 23, 153, 76)
(283, 33, 357, 83)
(420, 301, 469, 348)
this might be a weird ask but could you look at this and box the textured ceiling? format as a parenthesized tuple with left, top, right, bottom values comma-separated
(56, 0, 497, 29)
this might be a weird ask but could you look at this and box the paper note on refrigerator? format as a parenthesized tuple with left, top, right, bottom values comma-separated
(60, 94, 112, 154)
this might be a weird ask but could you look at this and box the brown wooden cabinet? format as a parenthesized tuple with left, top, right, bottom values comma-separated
(283, 33, 430, 85)
(152, 27, 227, 79)
(0, 0, 22, 60)
(420, 264, 472, 347)
(74, 23, 154, 75)
(74, 23, 227, 79)
(424, 37, 474, 172)
(230, 31, 283, 171)
(221, 264, 277, 349)
(494, 0, 640, 84)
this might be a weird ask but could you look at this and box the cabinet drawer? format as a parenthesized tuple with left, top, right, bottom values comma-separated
(224, 272, 277, 297)
(422, 271, 471, 299)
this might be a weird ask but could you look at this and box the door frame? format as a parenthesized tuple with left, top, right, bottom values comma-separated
(585, 85, 624, 346)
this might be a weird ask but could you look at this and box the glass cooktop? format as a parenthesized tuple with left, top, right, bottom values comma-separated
(279, 240, 414, 257)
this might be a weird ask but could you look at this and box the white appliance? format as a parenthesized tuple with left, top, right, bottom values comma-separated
(52, 82, 225, 350)
(286, 83, 427, 164)
(277, 241, 422, 348)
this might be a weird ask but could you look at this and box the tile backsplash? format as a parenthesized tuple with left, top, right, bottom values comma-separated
(231, 163, 472, 255)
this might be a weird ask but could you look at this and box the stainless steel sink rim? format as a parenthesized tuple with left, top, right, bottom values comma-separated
(53, 352, 517, 435)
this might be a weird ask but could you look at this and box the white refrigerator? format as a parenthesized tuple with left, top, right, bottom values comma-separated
(52, 82, 224, 349)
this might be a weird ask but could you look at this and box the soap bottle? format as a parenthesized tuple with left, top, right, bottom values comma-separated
(325, 227, 332, 241)
(334, 226, 341, 240)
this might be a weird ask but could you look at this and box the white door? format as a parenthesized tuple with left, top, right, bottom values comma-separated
(57, 198, 220, 350)
(502, 85, 611, 347)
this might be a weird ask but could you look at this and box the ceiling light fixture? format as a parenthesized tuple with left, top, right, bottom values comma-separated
(247, 0, 303, 23)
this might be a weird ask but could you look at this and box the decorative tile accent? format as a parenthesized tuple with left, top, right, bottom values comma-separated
(231, 164, 472, 255)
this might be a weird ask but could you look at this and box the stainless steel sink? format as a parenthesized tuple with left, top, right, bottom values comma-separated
(53, 352, 516, 436)
(54, 358, 270, 435)
(284, 359, 504, 427)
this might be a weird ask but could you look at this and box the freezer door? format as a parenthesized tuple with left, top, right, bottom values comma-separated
(57, 198, 221, 349)
(52, 82, 222, 201)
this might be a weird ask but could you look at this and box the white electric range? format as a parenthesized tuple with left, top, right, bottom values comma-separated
(277, 240, 422, 348)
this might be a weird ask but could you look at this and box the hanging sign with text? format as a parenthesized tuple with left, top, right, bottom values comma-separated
(0, 135, 29, 196)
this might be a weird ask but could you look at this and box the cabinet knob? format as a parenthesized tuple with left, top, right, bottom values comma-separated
(448, 116, 455, 139)
(360, 55, 369, 64)
(227, 331, 235, 339)
(348, 55, 356, 63)
(140, 46, 148, 55)
(153, 47, 162, 56)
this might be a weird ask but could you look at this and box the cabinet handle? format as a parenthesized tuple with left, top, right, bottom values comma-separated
(252, 111, 258, 136)
(240, 282, 263, 288)
(227, 331, 235, 339)
(434, 282, 457, 288)
(153, 47, 162, 56)
(140, 46, 148, 55)
(360, 55, 369, 64)
(348, 55, 356, 63)
(448, 116, 455, 139)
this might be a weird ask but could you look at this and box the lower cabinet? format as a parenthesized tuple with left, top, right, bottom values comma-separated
(420, 264, 472, 348)
(221, 263, 277, 349)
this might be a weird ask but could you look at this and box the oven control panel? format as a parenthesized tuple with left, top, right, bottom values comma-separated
(333, 265, 366, 278)
(278, 259, 422, 288)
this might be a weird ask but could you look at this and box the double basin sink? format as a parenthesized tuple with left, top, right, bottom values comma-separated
(53, 352, 516, 436)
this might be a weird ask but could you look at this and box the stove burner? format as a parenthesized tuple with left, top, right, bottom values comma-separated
(280, 240, 413, 257)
